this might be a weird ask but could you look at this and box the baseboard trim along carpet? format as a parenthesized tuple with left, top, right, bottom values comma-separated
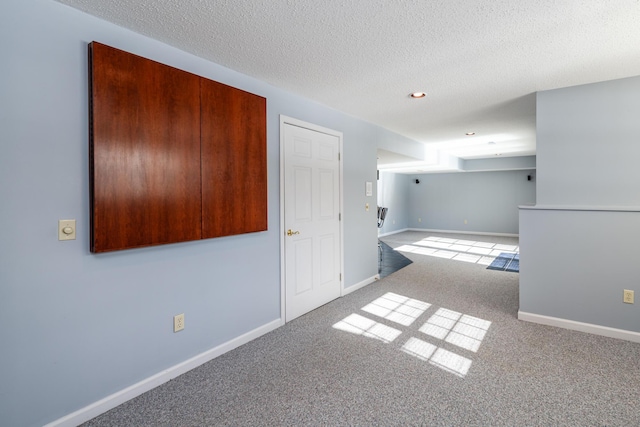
(518, 311, 640, 344)
(378, 228, 410, 238)
(44, 318, 283, 427)
(343, 274, 379, 296)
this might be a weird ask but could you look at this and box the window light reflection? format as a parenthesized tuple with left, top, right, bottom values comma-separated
(402, 337, 437, 361)
(332, 313, 402, 343)
(361, 292, 431, 326)
(430, 347, 472, 377)
(402, 337, 472, 378)
(332, 292, 491, 378)
(420, 309, 491, 353)
(394, 236, 519, 268)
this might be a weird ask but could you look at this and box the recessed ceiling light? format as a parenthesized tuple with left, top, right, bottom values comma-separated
(488, 141, 496, 145)
(410, 92, 426, 98)
(465, 132, 475, 136)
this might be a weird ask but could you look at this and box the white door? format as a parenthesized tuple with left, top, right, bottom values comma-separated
(283, 120, 342, 322)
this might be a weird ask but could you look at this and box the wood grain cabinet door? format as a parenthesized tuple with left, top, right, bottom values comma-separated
(200, 80, 267, 238)
(90, 42, 202, 252)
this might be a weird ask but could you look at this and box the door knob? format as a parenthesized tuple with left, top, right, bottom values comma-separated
(287, 229, 300, 236)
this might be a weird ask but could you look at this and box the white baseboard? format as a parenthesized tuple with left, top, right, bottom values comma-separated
(45, 318, 283, 427)
(409, 228, 519, 238)
(343, 274, 379, 296)
(378, 228, 409, 238)
(518, 311, 640, 343)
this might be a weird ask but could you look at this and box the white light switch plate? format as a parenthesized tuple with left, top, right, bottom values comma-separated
(365, 181, 373, 196)
(58, 219, 76, 241)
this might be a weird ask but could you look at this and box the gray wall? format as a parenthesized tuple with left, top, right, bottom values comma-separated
(408, 170, 536, 234)
(377, 172, 411, 235)
(520, 75, 640, 332)
(0, 1, 426, 425)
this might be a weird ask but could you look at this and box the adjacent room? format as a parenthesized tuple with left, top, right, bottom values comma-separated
(2, 1, 640, 426)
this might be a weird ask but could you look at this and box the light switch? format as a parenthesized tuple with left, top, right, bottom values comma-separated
(58, 219, 76, 241)
(365, 181, 373, 197)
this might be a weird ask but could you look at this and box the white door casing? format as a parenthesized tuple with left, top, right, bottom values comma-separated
(280, 117, 343, 322)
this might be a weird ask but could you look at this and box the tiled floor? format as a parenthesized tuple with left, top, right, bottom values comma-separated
(378, 241, 413, 278)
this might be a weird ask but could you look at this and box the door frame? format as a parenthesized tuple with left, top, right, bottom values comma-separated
(279, 115, 344, 323)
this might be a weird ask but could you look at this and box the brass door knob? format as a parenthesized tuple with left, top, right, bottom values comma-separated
(287, 229, 300, 236)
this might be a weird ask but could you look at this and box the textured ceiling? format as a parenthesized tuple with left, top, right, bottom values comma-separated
(58, 0, 640, 169)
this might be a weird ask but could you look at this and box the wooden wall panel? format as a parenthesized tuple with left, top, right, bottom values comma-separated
(89, 42, 202, 252)
(200, 80, 267, 238)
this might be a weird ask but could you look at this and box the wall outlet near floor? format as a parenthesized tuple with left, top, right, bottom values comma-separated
(623, 290, 634, 304)
(174, 313, 185, 332)
(418, 218, 421, 223)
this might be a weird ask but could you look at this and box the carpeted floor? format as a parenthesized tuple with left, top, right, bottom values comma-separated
(82, 231, 640, 426)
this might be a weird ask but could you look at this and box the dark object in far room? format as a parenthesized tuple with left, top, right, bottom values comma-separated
(487, 252, 520, 272)
(377, 206, 388, 261)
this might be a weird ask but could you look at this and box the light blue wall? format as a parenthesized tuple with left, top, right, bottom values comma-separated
(536, 76, 640, 207)
(0, 1, 426, 425)
(376, 172, 411, 234)
(520, 207, 640, 329)
(407, 170, 536, 234)
(520, 76, 640, 332)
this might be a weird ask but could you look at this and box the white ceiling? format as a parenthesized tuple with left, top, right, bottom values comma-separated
(58, 0, 640, 171)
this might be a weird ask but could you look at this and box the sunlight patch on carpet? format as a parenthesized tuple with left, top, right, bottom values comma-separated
(333, 292, 492, 378)
(393, 236, 519, 272)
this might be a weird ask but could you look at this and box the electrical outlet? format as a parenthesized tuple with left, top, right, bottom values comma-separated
(418, 218, 421, 223)
(174, 313, 185, 332)
(623, 290, 634, 304)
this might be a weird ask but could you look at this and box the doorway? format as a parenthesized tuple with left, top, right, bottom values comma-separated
(280, 116, 343, 322)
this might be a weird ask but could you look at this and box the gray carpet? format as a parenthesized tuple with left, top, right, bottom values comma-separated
(83, 231, 640, 426)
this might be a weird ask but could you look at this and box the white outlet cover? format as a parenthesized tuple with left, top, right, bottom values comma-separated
(174, 314, 185, 332)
